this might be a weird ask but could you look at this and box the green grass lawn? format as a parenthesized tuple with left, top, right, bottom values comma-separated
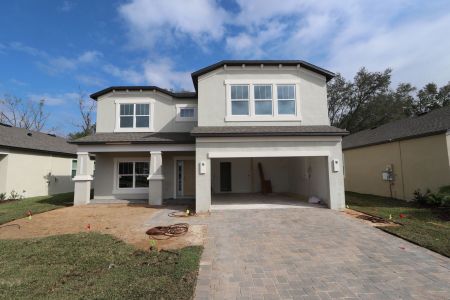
(346, 192, 450, 257)
(0, 192, 73, 225)
(0, 233, 202, 299)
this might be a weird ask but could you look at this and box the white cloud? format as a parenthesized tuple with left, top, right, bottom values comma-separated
(59, 1, 74, 12)
(28, 92, 79, 106)
(142, 59, 193, 91)
(38, 50, 102, 75)
(103, 64, 143, 84)
(118, 0, 228, 49)
(223, 0, 450, 87)
(105, 59, 193, 91)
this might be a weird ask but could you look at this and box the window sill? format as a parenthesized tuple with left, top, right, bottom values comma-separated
(224, 115, 301, 122)
(114, 127, 155, 133)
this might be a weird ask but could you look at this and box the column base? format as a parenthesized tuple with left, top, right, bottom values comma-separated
(148, 178, 164, 205)
(73, 177, 92, 206)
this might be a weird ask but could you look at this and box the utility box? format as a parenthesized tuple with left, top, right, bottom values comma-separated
(199, 161, 206, 174)
(332, 159, 340, 172)
(382, 164, 394, 181)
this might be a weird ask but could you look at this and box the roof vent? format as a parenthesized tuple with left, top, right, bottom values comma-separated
(27, 132, 32, 137)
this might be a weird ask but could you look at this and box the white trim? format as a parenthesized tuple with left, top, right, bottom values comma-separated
(113, 157, 149, 194)
(207, 151, 330, 158)
(196, 136, 342, 143)
(77, 144, 195, 153)
(114, 99, 155, 132)
(176, 104, 198, 122)
(172, 156, 195, 199)
(73, 175, 93, 181)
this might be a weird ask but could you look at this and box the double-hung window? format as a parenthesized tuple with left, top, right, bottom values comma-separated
(254, 85, 272, 115)
(119, 103, 150, 128)
(116, 100, 153, 132)
(118, 161, 149, 189)
(277, 85, 296, 115)
(231, 85, 249, 115)
(71, 159, 77, 178)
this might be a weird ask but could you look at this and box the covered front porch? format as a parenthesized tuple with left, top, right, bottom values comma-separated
(72, 143, 196, 206)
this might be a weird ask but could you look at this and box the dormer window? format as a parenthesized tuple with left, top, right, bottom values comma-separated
(115, 99, 154, 132)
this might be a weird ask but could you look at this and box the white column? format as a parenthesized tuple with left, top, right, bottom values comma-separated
(73, 152, 93, 206)
(195, 148, 211, 213)
(147, 151, 164, 205)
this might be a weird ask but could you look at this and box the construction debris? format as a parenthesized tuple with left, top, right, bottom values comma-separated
(146, 223, 189, 240)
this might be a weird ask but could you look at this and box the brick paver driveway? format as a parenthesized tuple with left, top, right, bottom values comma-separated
(194, 208, 450, 299)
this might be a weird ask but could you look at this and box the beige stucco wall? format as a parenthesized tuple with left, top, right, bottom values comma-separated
(95, 91, 197, 133)
(92, 151, 194, 201)
(344, 133, 450, 200)
(0, 148, 77, 198)
(197, 66, 329, 127)
(195, 136, 345, 212)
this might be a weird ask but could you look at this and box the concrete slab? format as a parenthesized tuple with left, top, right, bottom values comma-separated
(211, 193, 323, 211)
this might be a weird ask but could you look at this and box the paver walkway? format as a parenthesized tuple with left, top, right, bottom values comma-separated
(193, 208, 450, 299)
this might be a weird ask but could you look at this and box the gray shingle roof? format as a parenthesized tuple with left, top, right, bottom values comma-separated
(343, 106, 450, 150)
(90, 86, 197, 100)
(0, 123, 76, 156)
(70, 132, 195, 144)
(191, 126, 348, 137)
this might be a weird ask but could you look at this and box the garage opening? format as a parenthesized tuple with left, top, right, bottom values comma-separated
(210, 156, 330, 210)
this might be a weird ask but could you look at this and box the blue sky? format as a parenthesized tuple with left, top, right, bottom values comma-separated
(1, 0, 450, 135)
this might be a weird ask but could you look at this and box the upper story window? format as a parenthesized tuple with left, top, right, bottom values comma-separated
(115, 99, 154, 132)
(226, 81, 299, 121)
(231, 85, 249, 115)
(120, 103, 150, 128)
(176, 104, 198, 122)
(254, 85, 272, 115)
(277, 85, 296, 115)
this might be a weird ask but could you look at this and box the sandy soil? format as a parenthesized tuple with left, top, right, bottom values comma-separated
(0, 204, 206, 250)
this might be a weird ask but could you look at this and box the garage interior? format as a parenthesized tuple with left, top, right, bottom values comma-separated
(210, 156, 330, 210)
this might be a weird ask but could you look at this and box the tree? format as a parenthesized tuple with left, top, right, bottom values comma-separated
(0, 95, 50, 131)
(68, 90, 96, 140)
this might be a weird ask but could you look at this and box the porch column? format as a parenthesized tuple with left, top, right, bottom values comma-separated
(147, 151, 164, 205)
(73, 152, 93, 206)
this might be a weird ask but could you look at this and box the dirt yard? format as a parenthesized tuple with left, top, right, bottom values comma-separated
(0, 204, 205, 250)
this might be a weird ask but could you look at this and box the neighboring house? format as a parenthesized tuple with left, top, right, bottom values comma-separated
(71, 60, 348, 212)
(0, 123, 86, 197)
(343, 106, 450, 200)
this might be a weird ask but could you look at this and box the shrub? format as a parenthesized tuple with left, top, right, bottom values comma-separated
(0, 192, 6, 201)
(8, 190, 24, 201)
(413, 186, 450, 207)
(438, 185, 450, 195)
(413, 189, 431, 206)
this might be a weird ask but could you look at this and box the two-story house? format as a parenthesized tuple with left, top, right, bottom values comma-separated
(71, 60, 348, 212)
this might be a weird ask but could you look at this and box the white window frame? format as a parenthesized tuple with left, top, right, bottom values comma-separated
(230, 84, 250, 116)
(277, 84, 297, 116)
(71, 159, 77, 178)
(224, 79, 301, 122)
(113, 158, 149, 194)
(254, 84, 273, 116)
(176, 104, 198, 122)
(114, 99, 154, 132)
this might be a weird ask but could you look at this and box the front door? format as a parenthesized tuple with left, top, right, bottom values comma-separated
(176, 160, 195, 198)
(220, 162, 232, 192)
